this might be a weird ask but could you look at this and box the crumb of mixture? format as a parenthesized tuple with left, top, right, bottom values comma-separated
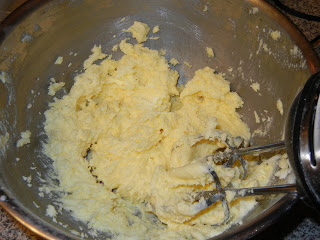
(0, 71, 8, 83)
(160, 49, 166, 55)
(275, 154, 292, 180)
(46, 205, 58, 222)
(33, 202, 40, 208)
(290, 45, 300, 57)
(254, 111, 260, 123)
(270, 30, 281, 41)
(263, 43, 271, 54)
(121, 17, 126, 22)
(0, 132, 9, 148)
(22, 175, 32, 187)
(250, 7, 259, 14)
(16, 130, 31, 147)
(55, 56, 63, 65)
(203, 5, 208, 12)
(184, 62, 192, 68)
(250, 82, 260, 92)
(125, 21, 150, 43)
(83, 45, 107, 70)
(152, 25, 160, 34)
(277, 99, 284, 115)
(112, 44, 119, 52)
(149, 36, 160, 40)
(48, 78, 65, 96)
(206, 47, 215, 58)
(169, 58, 179, 66)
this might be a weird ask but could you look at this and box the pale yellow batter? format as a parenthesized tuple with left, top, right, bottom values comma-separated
(43, 22, 291, 240)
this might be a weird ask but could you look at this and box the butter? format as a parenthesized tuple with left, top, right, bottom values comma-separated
(277, 99, 284, 115)
(0, 132, 9, 149)
(152, 25, 160, 34)
(250, 82, 260, 92)
(41, 21, 289, 240)
(184, 61, 192, 68)
(48, 78, 65, 96)
(55, 56, 63, 65)
(270, 30, 281, 41)
(17, 130, 31, 147)
(125, 21, 150, 43)
(169, 57, 179, 66)
(206, 47, 215, 58)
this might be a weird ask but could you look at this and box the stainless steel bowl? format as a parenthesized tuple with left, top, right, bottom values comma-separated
(0, 0, 319, 239)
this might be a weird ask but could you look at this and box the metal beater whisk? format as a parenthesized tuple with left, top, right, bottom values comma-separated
(192, 72, 320, 224)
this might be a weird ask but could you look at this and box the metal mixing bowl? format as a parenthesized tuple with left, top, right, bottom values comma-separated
(0, 0, 319, 239)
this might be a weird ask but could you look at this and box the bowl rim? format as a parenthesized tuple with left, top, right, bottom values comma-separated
(0, 0, 319, 239)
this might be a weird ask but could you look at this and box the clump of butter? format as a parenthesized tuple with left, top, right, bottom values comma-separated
(270, 30, 281, 41)
(250, 82, 260, 92)
(184, 61, 192, 68)
(48, 78, 65, 96)
(125, 21, 150, 43)
(169, 57, 179, 66)
(54, 56, 63, 65)
(277, 99, 284, 115)
(206, 47, 215, 58)
(0, 71, 9, 83)
(17, 130, 31, 147)
(153, 25, 160, 34)
(0, 132, 9, 149)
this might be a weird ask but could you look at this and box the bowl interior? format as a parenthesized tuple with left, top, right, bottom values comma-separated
(0, 0, 316, 239)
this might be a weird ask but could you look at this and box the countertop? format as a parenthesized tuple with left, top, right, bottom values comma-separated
(0, 0, 320, 239)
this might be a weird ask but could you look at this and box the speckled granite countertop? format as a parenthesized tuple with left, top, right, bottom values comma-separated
(0, 0, 320, 239)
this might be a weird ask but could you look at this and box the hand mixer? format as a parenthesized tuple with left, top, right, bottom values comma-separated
(193, 72, 320, 224)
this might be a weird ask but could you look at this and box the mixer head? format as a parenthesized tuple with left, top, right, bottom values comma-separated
(286, 71, 320, 210)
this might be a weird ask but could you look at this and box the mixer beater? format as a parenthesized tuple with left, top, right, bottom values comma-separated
(192, 72, 320, 224)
